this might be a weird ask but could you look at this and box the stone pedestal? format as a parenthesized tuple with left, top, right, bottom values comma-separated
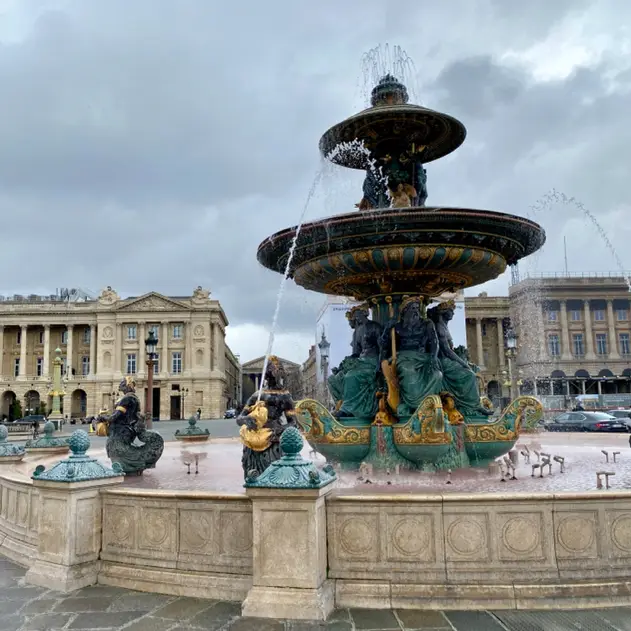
(242, 485, 335, 620)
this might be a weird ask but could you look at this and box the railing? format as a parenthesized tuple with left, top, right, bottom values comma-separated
(516, 271, 631, 281)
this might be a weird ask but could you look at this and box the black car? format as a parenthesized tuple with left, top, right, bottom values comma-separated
(546, 411, 630, 432)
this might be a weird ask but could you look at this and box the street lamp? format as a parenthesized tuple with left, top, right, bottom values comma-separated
(144, 329, 158, 429)
(504, 326, 519, 400)
(110, 391, 118, 411)
(318, 329, 331, 407)
(179, 387, 189, 420)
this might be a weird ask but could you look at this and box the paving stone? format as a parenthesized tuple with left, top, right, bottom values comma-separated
(21, 597, 62, 614)
(288, 622, 353, 631)
(0, 585, 47, 600)
(396, 610, 451, 629)
(350, 608, 401, 629)
(189, 600, 242, 629)
(227, 619, 286, 630)
(152, 596, 217, 620)
(123, 615, 181, 631)
(108, 592, 173, 612)
(444, 611, 507, 630)
(493, 609, 619, 631)
(594, 608, 631, 631)
(54, 595, 116, 612)
(22, 612, 73, 630)
(68, 611, 141, 629)
(74, 584, 132, 598)
(0, 598, 26, 615)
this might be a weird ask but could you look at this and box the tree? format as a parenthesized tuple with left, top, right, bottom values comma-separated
(11, 400, 23, 420)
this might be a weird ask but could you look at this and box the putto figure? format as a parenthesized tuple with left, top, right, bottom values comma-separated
(106, 376, 165, 475)
(236, 356, 298, 480)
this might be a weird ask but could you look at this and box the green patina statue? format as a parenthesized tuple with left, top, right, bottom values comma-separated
(428, 301, 492, 418)
(329, 305, 382, 421)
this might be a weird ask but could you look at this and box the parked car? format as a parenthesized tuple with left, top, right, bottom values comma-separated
(22, 414, 46, 424)
(608, 409, 631, 429)
(546, 411, 630, 432)
(224, 408, 237, 419)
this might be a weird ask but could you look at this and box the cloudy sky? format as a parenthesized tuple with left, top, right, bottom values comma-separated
(1, 0, 630, 363)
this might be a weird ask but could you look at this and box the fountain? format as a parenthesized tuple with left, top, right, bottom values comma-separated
(257, 74, 546, 471)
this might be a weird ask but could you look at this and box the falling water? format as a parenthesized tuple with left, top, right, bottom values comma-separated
(359, 43, 419, 106)
(530, 189, 631, 290)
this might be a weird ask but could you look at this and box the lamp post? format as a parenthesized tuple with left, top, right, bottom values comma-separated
(503, 327, 522, 400)
(179, 387, 189, 420)
(318, 329, 331, 407)
(48, 348, 66, 423)
(110, 391, 118, 411)
(144, 329, 158, 429)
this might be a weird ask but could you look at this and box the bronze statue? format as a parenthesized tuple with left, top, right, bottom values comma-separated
(236, 356, 298, 480)
(329, 305, 383, 421)
(106, 376, 165, 475)
(380, 297, 443, 419)
(428, 301, 492, 417)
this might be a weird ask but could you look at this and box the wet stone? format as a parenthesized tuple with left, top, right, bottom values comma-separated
(22, 612, 73, 630)
(227, 619, 286, 631)
(396, 609, 451, 628)
(108, 592, 173, 612)
(152, 596, 217, 620)
(74, 584, 131, 598)
(0, 598, 26, 615)
(189, 600, 242, 629)
(0, 615, 25, 631)
(444, 611, 507, 630)
(54, 596, 115, 612)
(350, 608, 401, 629)
(123, 616, 180, 631)
(21, 598, 61, 615)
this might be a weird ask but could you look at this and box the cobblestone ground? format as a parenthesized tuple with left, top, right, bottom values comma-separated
(2, 558, 631, 630)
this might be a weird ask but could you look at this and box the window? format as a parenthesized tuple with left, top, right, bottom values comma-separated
(547, 310, 558, 322)
(572, 334, 584, 357)
(620, 333, 630, 356)
(61, 330, 68, 344)
(570, 310, 581, 321)
(39, 331, 44, 344)
(173, 324, 183, 339)
(81, 356, 90, 376)
(596, 333, 607, 355)
(16, 329, 21, 344)
(172, 351, 182, 374)
(617, 308, 628, 321)
(36, 357, 43, 377)
(548, 334, 560, 356)
(127, 325, 137, 340)
(594, 309, 605, 322)
(149, 324, 159, 338)
(152, 353, 160, 374)
(13, 358, 19, 377)
(83, 328, 91, 344)
(126, 353, 137, 374)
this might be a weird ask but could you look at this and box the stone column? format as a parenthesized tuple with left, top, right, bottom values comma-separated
(89, 325, 96, 377)
(560, 300, 571, 360)
(19, 325, 27, 378)
(25, 432, 124, 592)
(185, 321, 193, 372)
(66, 325, 74, 377)
(161, 321, 169, 375)
(138, 322, 146, 377)
(242, 429, 336, 621)
(43, 325, 51, 377)
(536, 300, 546, 363)
(0, 326, 4, 378)
(475, 318, 485, 368)
(114, 323, 122, 375)
(606, 300, 621, 359)
(584, 300, 596, 360)
(496, 318, 505, 367)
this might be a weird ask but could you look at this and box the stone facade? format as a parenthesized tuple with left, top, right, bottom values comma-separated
(0, 287, 236, 420)
(465, 273, 631, 403)
(301, 345, 317, 401)
(241, 356, 302, 404)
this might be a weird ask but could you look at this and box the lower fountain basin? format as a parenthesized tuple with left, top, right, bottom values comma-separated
(257, 207, 545, 300)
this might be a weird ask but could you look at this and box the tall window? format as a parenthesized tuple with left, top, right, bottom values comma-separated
(620, 333, 630, 356)
(16, 329, 21, 344)
(617, 308, 628, 321)
(173, 324, 183, 339)
(13, 358, 19, 377)
(39, 330, 44, 344)
(547, 310, 558, 322)
(81, 356, 90, 376)
(548, 334, 560, 356)
(596, 333, 608, 355)
(126, 353, 137, 374)
(83, 328, 91, 344)
(570, 309, 581, 321)
(36, 357, 43, 377)
(594, 309, 605, 322)
(149, 324, 159, 337)
(127, 325, 137, 340)
(61, 329, 68, 344)
(152, 353, 160, 374)
(172, 351, 182, 374)
(572, 334, 584, 357)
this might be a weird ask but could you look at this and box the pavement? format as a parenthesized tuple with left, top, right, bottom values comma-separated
(2, 558, 631, 631)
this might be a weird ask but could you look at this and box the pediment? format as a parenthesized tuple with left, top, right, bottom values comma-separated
(116, 292, 188, 313)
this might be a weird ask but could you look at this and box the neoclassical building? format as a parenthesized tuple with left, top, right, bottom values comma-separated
(465, 273, 631, 404)
(0, 286, 236, 420)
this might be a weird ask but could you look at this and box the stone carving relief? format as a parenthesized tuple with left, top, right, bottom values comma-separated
(445, 515, 489, 561)
(179, 510, 212, 553)
(390, 517, 431, 558)
(121, 296, 182, 312)
(194, 325, 205, 337)
(103, 506, 134, 549)
(137, 508, 176, 554)
(556, 514, 597, 556)
(220, 510, 253, 554)
(339, 516, 377, 557)
(192, 286, 210, 303)
(99, 286, 119, 305)
(500, 516, 540, 557)
(103, 326, 114, 339)
(610, 514, 631, 554)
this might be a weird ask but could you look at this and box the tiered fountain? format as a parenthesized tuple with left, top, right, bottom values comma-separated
(257, 75, 546, 470)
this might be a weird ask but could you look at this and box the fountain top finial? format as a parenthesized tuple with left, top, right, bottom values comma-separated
(370, 74, 409, 107)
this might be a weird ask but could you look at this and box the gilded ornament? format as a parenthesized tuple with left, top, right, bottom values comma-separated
(296, 399, 370, 445)
(393, 395, 452, 445)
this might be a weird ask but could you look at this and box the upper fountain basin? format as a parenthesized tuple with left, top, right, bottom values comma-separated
(257, 207, 545, 301)
(319, 103, 467, 169)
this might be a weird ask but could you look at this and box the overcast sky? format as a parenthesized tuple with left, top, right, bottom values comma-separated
(1, 0, 630, 363)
